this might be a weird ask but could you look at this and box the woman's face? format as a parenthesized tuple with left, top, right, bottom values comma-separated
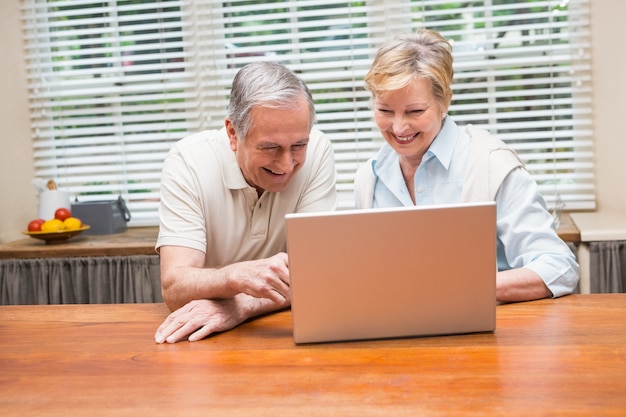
(373, 78, 445, 162)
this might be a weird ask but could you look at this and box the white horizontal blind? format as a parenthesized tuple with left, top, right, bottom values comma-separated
(427, 0, 595, 210)
(193, 0, 390, 209)
(21, 0, 594, 226)
(22, 0, 195, 224)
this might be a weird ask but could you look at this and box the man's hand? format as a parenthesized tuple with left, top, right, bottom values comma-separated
(222, 252, 290, 304)
(154, 289, 292, 344)
(154, 298, 243, 344)
(159, 248, 291, 311)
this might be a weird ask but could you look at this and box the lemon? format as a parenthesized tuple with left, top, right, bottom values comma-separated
(63, 217, 82, 231)
(41, 218, 64, 232)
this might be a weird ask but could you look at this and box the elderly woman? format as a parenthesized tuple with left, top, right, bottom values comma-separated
(355, 28, 578, 303)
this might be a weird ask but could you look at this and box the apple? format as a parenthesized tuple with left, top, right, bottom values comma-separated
(54, 208, 72, 221)
(27, 218, 46, 232)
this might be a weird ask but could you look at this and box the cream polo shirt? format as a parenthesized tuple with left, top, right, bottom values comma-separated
(156, 127, 337, 267)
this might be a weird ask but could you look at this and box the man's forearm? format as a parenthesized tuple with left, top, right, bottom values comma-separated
(233, 292, 291, 323)
(162, 266, 230, 311)
(160, 249, 291, 312)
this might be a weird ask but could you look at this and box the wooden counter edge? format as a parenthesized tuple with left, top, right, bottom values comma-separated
(0, 226, 159, 259)
(556, 212, 581, 244)
(0, 214, 580, 260)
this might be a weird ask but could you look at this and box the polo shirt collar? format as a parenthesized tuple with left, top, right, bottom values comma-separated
(427, 116, 457, 171)
(218, 127, 251, 190)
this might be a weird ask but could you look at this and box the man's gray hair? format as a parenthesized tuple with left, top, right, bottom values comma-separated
(227, 61, 316, 139)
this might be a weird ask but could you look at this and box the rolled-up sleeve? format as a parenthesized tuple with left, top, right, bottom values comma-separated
(495, 167, 580, 297)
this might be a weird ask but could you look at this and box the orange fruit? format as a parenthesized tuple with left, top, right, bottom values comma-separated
(41, 219, 64, 232)
(63, 217, 82, 231)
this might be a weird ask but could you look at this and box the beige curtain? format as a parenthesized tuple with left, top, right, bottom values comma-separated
(0, 255, 162, 305)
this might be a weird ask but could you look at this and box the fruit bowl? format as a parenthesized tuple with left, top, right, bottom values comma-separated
(23, 225, 91, 244)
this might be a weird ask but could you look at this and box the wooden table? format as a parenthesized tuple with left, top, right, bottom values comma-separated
(1, 294, 625, 416)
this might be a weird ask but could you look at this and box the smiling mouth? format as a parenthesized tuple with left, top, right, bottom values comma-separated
(264, 167, 286, 175)
(392, 132, 418, 142)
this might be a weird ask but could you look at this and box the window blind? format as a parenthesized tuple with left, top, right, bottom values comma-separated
(21, 0, 594, 226)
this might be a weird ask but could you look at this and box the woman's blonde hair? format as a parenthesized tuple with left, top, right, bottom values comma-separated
(364, 28, 454, 113)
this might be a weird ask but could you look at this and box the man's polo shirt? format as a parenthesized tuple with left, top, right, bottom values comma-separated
(156, 127, 337, 267)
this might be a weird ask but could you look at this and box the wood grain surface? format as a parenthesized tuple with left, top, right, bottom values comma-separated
(1, 294, 625, 416)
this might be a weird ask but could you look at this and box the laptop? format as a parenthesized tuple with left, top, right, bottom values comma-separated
(285, 201, 497, 344)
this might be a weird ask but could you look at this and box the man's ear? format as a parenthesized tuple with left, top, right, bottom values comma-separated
(225, 119, 238, 152)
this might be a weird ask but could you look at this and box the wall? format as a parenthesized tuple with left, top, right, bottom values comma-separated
(0, 1, 37, 243)
(1, 1, 624, 243)
(589, 1, 626, 210)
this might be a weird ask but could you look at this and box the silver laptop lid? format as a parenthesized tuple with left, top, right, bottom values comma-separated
(285, 202, 497, 344)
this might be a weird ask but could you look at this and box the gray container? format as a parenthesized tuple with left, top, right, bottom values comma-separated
(71, 196, 131, 235)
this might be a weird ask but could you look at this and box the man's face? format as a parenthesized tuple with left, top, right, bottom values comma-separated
(227, 98, 311, 194)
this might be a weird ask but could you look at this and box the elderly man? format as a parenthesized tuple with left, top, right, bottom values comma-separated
(154, 62, 337, 343)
